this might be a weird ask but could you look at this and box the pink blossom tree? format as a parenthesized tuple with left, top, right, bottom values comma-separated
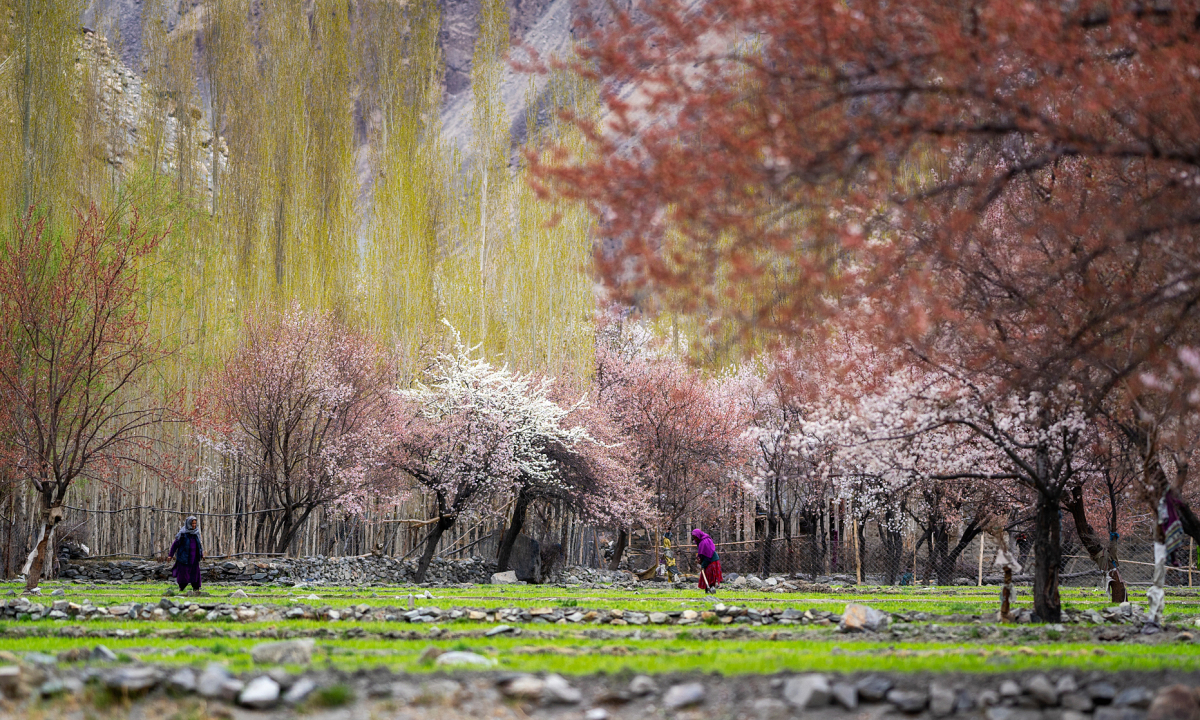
(594, 324, 753, 568)
(389, 327, 618, 583)
(198, 304, 396, 554)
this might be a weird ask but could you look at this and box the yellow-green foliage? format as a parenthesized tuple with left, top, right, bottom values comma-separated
(0, 0, 601, 386)
(0, 0, 83, 221)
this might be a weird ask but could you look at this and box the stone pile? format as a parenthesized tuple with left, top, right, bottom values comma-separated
(0, 652, 1193, 720)
(60, 555, 494, 585)
(0, 597, 1179, 642)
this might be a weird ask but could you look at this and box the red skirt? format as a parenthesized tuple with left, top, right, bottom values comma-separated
(698, 560, 722, 590)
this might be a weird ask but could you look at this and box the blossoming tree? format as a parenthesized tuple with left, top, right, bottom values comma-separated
(199, 305, 396, 554)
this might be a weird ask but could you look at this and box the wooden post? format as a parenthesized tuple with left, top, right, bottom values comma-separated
(913, 531, 919, 585)
(1001, 566, 1013, 621)
(977, 534, 985, 586)
(852, 510, 861, 585)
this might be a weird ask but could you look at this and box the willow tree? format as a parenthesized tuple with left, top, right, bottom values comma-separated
(359, 0, 444, 364)
(0, 0, 82, 221)
(439, 0, 512, 356)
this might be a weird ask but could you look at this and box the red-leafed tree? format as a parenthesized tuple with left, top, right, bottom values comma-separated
(535, 0, 1200, 621)
(0, 207, 179, 590)
(198, 304, 397, 554)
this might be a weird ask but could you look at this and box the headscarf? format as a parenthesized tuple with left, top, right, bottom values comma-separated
(692, 529, 716, 559)
(175, 516, 203, 553)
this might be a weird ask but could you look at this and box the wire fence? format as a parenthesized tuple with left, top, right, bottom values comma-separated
(613, 531, 1200, 588)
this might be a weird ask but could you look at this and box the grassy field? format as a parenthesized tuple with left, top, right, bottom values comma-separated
(1, 580, 1197, 676)
(6, 580, 1200, 617)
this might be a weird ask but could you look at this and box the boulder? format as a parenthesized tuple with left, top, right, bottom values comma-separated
(784, 674, 831, 709)
(629, 675, 659, 696)
(663, 682, 706, 710)
(840, 603, 889, 632)
(434, 651, 495, 668)
(239, 676, 281, 709)
(251, 639, 314, 665)
(543, 674, 582, 704)
(490, 571, 520, 584)
(1147, 686, 1200, 720)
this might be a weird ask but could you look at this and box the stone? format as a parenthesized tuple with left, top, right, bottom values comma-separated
(930, 684, 956, 717)
(1057, 677, 1080, 695)
(987, 709, 1045, 720)
(663, 682, 706, 710)
(283, 677, 317, 705)
(784, 674, 831, 709)
(649, 612, 669, 624)
(1063, 693, 1096, 712)
(1096, 707, 1148, 720)
(979, 691, 1001, 707)
(251, 639, 314, 665)
(888, 689, 929, 713)
(840, 603, 889, 632)
(832, 682, 859, 710)
(1026, 675, 1059, 706)
(753, 698, 792, 720)
(1115, 688, 1156, 709)
(1001, 680, 1023, 698)
(230, 589, 248, 598)
(23, 652, 56, 666)
(490, 571, 520, 584)
(1089, 682, 1119, 704)
(629, 675, 658, 696)
(239, 676, 281, 708)
(586, 709, 610, 720)
(1147, 686, 1200, 720)
(90, 645, 118, 662)
(168, 667, 197, 693)
(435, 651, 495, 668)
(857, 675, 894, 702)
(0, 666, 21, 698)
(502, 675, 545, 700)
(197, 663, 234, 698)
(106, 666, 160, 694)
(486, 624, 517, 636)
(543, 674, 583, 704)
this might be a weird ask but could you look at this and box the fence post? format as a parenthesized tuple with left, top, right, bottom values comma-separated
(977, 534, 985, 586)
(852, 510, 861, 585)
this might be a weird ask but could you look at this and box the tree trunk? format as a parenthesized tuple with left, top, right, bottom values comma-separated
(935, 522, 984, 586)
(878, 519, 903, 585)
(760, 511, 777, 577)
(273, 506, 316, 555)
(24, 497, 63, 591)
(608, 528, 628, 571)
(414, 516, 454, 583)
(496, 490, 532, 573)
(1032, 491, 1063, 623)
(1063, 485, 1114, 574)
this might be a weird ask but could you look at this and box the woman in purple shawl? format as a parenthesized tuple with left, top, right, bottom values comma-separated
(169, 516, 204, 593)
(692, 529, 722, 594)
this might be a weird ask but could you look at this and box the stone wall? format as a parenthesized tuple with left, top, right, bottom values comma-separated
(60, 555, 495, 586)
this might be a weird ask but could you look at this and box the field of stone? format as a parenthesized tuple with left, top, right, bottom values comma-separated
(2, 575, 1200, 719)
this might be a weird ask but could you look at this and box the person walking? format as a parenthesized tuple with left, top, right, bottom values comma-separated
(692, 528, 722, 594)
(169, 515, 204, 594)
(661, 531, 680, 583)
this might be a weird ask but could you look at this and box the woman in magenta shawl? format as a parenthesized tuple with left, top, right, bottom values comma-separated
(169, 516, 204, 593)
(692, 529, 722, 594)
